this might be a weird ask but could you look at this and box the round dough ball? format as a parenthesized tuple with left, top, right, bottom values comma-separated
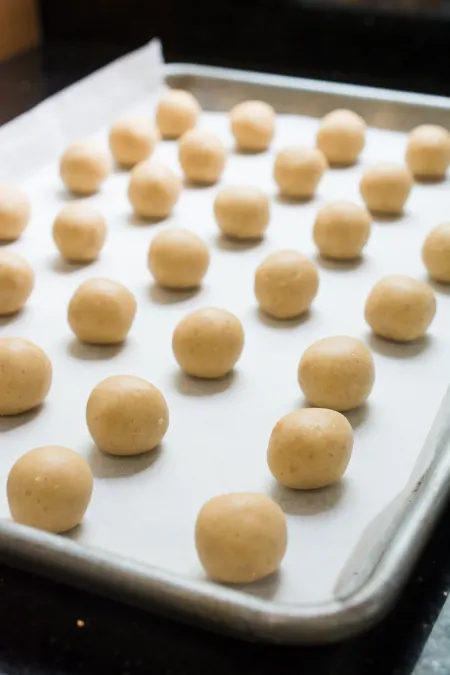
(53, 202, 107, 263)
(0, 338, 52, 415)
(179, 129, 226, 185)
(0, 184, 30, 241)
(365, 275, 436, 342)
(7, 446, 93, 533)
(195, 492, 287, 583)
(360, 163, 413, 215)
(0, 250, 34, 315)
(406, 124, 450, 180)
(274, 146, 327, 199)
(68, 278, 137, 344)
(213, 186, 270, 240)
(172, 307, 244, 378)
(316, 109, 366, 166)
(109, 116, 159, 167)
(156, 89, 200, 139)
(230, 100, 275, 152)
(254, 250, 319, 319)
(86, 375, 169, 456)
(267, 408, 353, 490)
(422, 223, 450, 283)
(60, 141, 112, 195)
(298, 336, 375, 412)
(128, 160, 182, 220)
(148, 228, 210, 289)
(313, 201, 372, 260)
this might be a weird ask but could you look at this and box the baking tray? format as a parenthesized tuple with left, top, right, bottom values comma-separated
(1, 43, 450, 644)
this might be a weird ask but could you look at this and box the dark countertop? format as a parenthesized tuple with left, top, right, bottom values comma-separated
(1, 25, 450, 674)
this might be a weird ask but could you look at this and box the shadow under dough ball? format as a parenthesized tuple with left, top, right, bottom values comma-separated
(213, 186, 270, 240)
(0, 184, 30, 241)
(156, 89, 201, 140)
(313, 201, 372, 260)
(109, 116, 159, 167)
(86, 375, 169, 456)
(128, 159, 182, 219)
(406, 124, 450, 180)
(360, 162, 413, 215)
(316, 108, 366, 166)
(172, 307, 244, 379)
(53, 201, 107, 263)
(68, 278, 137, 345)
(365, 275, 436, 342)
(274, 146, 327, 199)
(422, 223, 450, 283)
(7, 445, 93, 533)
(298, 335, 375, 412)
(230, 100, 275, 152)
(254, 250, 319, 319)
(0, 338, 52, 415)
(195, 492, 287, 583)
(148, 228, 210, 289)
(267, 408, 353, 490)
(179, 129, 226, 185)
(60, 141, 112, 196)
(0, 250, 34, 315)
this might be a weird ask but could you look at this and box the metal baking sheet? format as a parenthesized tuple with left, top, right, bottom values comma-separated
(0, 40, 450, 644)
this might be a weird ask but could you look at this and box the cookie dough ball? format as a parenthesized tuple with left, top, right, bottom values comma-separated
(406, 125, 450, 180)
(86, 375, 169, 456)
(7, 446, 93, 533)
(313, 201, 372, 260)
(230, 100, 275, 152)
(53, 202, 107, 263)
(316, 109, 366, 166)
(172, 307, 244, 378)
(128, 160, 182, 219)
(298, 336, 375, 412)
(60, 141, 112, 195)
(0, 338, 52, 415)
(179, 129, 226, 185)
(68, 278, 136, 344)
(195, 492, 287, 583)
(274, 147, 327, 199)
(148, 228, 210, 289)
(109, 116, 159, 167)
(365, 275, 436, 342)
(0, 184, 30, 241)
(0, 251, 34, 315)
(360, 163, 413, 215)
(156, 89, 200, 139)
(268, 408, 353, 490)
(422, 223, 450, 283)
(214, 186, 270, 240)
(254, 250, 319, 319)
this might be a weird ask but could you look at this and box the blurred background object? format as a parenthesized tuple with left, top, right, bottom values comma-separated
(0, 0, 40, 60)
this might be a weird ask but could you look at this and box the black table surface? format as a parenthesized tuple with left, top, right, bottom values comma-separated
(1, 38, 450, 675)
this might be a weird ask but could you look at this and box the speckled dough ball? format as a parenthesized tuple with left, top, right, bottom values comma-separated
(0, 250, 34, 315)
(267, 408, 353, 490)
(53, 202, 107, 263)
(254, 250, 319, 319)
(214, 186, 270, 240)
(365, 275, 436, 342)
(274, 147, 328, 199)
(156, 89, 200, 139)
(298, 336, 375, 412)
(0, 338, 52, 415)
(7, 446, 93, 533)
(0, 184, 30, 241)
(195, 492, 287, 583)
(109, 116, 159, 167)
(406, 125, 450, 180)
(316, 109, 366, 166)
(60, 141, 112, 195)
(86, 375, 169, 456)
(172, 307, 244, 379)
(422, 223, 450, 283)
(148, 228, 210, 289)
(360, 163, 413, 215)
(313, 201, 372, 260)
(128, 160, 182, 219)
(179, 129, 226, 184)
(230, 100, 275, 152)
(68, 278, 137, 344)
